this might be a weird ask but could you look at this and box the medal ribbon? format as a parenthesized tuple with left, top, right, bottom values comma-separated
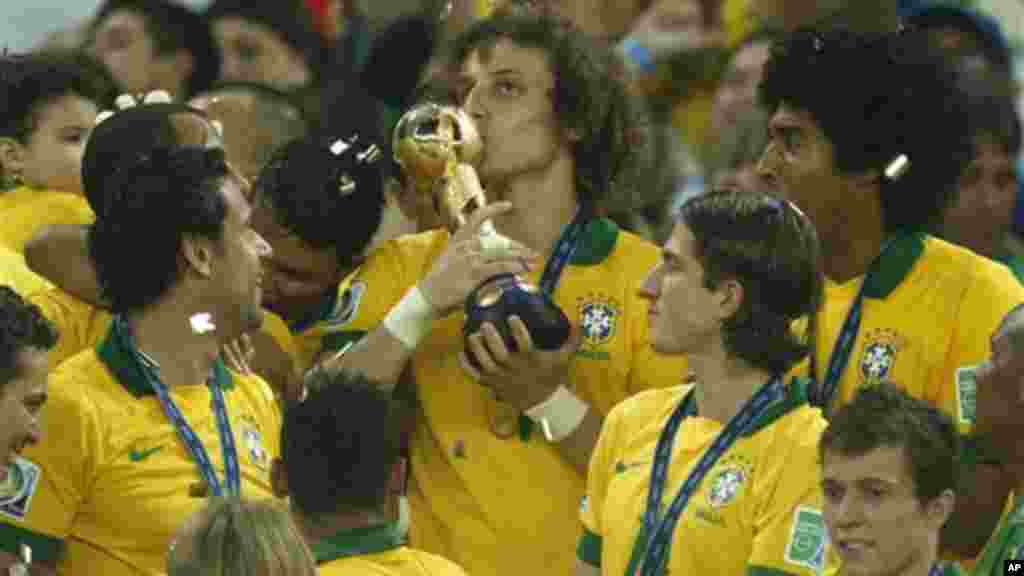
(633, 376, 786, 576)
(116, 317, 241, 497)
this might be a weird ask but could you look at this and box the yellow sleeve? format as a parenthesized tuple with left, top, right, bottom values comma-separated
(748, 416, 836, 575)
(0, 365, 102, 560)
(939, 264, 1024, 434)
(249, 374, 283, 460)
(259, 310, 299, 365)
(578, 399, 625, 567)
(0, 193, 94, 254)
(0, 246, 52, 297)
(28, 288, 111, 369)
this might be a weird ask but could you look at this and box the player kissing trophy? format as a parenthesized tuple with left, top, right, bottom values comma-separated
(393, 102, 576, 438)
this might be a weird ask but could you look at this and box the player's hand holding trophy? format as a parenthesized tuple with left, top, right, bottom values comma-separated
(393, 102, 572, 437)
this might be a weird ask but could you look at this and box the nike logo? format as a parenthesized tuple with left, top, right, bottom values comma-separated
(129, 446, 164, 462)
(614, 461, 648, 474)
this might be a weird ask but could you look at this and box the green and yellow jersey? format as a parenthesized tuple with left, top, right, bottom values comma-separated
(0, 325, 281, 575)
(315, 523, 467, 576)
(0, 243, 52, 297)
(0, 187, 93, 255)
(579, 380, 838, 576)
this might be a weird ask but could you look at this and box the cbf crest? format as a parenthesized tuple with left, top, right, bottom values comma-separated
(705, 453, 754, 509)
(576, 293, 620, 360)
(859, 328, 907, 386)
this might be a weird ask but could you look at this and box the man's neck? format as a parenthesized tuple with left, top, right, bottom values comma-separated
(687, 347, 774, 425)
(296, 511, 386, 544)
(822, 195, 885, 285)
(840, 550, 936, 576)
(128, 295, 221, 390)
(488, 153, 579, 258)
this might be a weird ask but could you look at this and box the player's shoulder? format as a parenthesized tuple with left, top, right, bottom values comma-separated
(753, 378, 827, 450)
(378, 229, 449, 260)
(594, 219, 661, 267)
(48, 349, 112, 415)
(358, 229, 449, 281)
(609, 384, 690, 426)
(921, 236, 1023, 295)
(405, 547, 469, 575)
(28, 286, 99, 317)
(229, 369, 279, 421)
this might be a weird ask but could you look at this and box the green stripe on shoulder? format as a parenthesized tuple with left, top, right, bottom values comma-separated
(576, 529, 602, 566)
(0, 523, 63, 561)
(747, 567, 800, 576)
(745, 376, 811, 437)
(320, 330, 367, 356)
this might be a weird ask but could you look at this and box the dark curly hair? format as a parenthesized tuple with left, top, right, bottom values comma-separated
(254, 132, 385, 267)
(88, 146, 230, 314)
(447, 10, 644, 211)
(0, 286, 58, 388)
(821, 382, 960, 505)
(680, 189, 824, 374)
(758, 27, 974, 235)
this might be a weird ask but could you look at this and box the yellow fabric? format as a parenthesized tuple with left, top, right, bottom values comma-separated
(804, 237, 1024, 435)
(0, 243, 52, 297)
(258, 308, 301, 370)
(338, 227, 685, 576)
(0, 187, 94, 254)
(0, 346, 281, 575)
(0, 186, 42, 212)
(582, 385, 839, 575)
(319, 547, 468, 576)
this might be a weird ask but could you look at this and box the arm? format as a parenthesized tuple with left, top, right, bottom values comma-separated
(554, 409, 604, 475)
(23, 225, 104, 306)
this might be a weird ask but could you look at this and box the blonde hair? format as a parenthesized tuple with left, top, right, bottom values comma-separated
(168, 497, 317, 576)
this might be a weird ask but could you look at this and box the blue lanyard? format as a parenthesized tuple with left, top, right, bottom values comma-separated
(928, 564, 946, 576)
(809, 239, 897, 411)
(537, 207, 588, 295)
(117, 317, 241, 497)
(635, 377, 786, 576)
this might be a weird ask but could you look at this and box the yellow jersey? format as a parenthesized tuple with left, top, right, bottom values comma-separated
(807, 234, 1024, 434)
(0, 243, 52, 297)
(324, 219, 684, 576)
(315, 524, 467, 576)
(0, 323, 281, 575)
(0, 186, 42, 212)
(579, 380, 838, 576)
(0, 187, 94, 254)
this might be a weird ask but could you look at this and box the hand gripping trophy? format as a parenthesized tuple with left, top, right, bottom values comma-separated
(393, 102, 572, 438)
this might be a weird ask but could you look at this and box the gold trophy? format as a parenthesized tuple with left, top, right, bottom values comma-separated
(393, 103, 571, 439)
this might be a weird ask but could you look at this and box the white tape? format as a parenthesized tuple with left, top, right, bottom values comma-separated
(382, 286, 437, 350)
(524, 386, 589, 442)
(479, 232, 512, 259)
(143, 90, 172, 104)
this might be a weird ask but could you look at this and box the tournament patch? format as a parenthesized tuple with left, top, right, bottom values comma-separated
(956, 365, 977, 425)
(785, 506, 827, 572)
(0, 457, 41, 521)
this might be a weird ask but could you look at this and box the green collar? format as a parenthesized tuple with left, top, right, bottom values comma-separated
(999, 254, 1024, 286)
(683, 376, 810, 437)
(96, 317, 234, 397)
(861, 231, 926, 299)
(312, 523, 404, 565)
(561, 217, 619, 267)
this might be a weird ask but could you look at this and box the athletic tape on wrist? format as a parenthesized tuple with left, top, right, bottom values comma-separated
(383, 286, 437, 350)
(524, 386, 589, 442)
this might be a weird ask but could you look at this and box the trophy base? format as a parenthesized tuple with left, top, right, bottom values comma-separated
(463, 274, 570, 370)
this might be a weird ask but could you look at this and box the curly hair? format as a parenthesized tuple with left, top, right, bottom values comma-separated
(447, 10, 645, 211)
(0, 286, 58, 387)
(680, 189, 824, 374)
(88, 146, 229, 314)
(254, 132, 385, 266)
(758, 27, 974, 235)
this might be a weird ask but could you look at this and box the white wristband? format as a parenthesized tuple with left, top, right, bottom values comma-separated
(382, 286, 437, 350)
(524, 386, 589, 443)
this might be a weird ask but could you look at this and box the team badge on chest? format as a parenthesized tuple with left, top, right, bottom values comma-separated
(859, 328, 907, 386)
(705, 453, 754, 509)
(576, 293, 620, 360)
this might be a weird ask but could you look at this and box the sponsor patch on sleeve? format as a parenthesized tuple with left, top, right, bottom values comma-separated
(785, 506, 827, 572)
(0, 457, 41, 521)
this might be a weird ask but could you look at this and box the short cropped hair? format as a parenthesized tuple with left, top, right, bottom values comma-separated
(679, 189, 823, 374)
(281, 370, 401, 520)
(759, 27, 974, 234)
(0, 286, 58, 388)
(820, 382, 960, 504)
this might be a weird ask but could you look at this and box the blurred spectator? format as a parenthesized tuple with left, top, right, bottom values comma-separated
(702, 104, 772, 196)
(273, 370, 467, 574)
(938, 57, 1023, 281)
(820, 383, 962, 576)
(0, 285, 55, 507)
(0, 245, 52, 298)
(0, 101, 280, 574)
(167, 497, 316, 576)
(708, 28, 775, 141)
(0, 52, 114, 253)
(751, 0, 900, 34)
(905, 2, 1013, 79)
(972, 304, 1024, 575)
(204, 0, 325, 91)
(757, 27, 1023, 558)
(87, 0, 219, 99)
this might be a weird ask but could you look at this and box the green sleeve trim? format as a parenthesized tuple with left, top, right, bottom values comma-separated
(0, 523, 63, 561)
(576, 529, 602, 567)
(747, 567, 800, 576)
